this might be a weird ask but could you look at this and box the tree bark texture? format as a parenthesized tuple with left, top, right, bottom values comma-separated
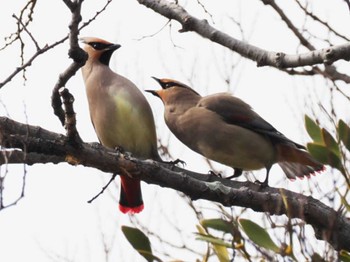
(137, 0, 350, 83)
(0, 116, 349, 252)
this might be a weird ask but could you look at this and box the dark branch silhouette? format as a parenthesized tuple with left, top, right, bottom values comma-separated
(0, 116, 349, 252)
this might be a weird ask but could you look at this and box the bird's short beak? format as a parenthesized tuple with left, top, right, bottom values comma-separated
(151, 76, 164, 88)
(145, 89, 160, 98)
(108, 44, 121, 51)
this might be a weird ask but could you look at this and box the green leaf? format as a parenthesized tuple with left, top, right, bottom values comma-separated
(321, 128, 340, 157)
(212, 243, 230, 262)
(122, 226, 161, 262)
(239, 219, 279, 253)
(307, 143, 344, 172)
(195, 233, 232, 248)
(196, 232, 231, 262)
(305, 115, 323, 144)
(196, 224, 231, 262)
(338, 120, 350, 152)
(196, 225, 210, 261)
(200, 218, 234, 234)
(340, 250, 350, 262)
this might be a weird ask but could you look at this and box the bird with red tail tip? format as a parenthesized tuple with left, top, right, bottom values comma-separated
(146, 77, 325, 187)
(80, 37, 161, 213)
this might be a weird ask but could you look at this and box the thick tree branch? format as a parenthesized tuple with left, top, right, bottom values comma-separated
(51, 0, 86, 123)
(260, 0, 350, 84)
(0, 116, 349, 252)
(51, 0, 86, 145)
(137, 0, 350, 82)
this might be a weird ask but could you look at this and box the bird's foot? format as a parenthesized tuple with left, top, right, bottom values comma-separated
(254, 179, 269, 188)
(208, 170, 222, 178)
(114, 146, 125, 154)
(164, 158, 186, 167)
(90, 142, 102, 149)
(114, 146, 132, 159)
(225, 168, 243, 179)
(255, 168, 271, 188)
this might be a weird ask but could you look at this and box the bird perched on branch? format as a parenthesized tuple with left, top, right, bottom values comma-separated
(80, 37, 161, 213)
(147, 77, 324, 186)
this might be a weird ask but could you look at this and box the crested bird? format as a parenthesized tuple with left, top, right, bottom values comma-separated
(146, 77, 324, 186)
(80, 37, 161, 213)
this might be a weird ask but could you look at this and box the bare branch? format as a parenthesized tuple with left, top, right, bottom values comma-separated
(261, 0, 315, 50)
(12, 14, 40, 50)
(59, 87, 83, 144)
(0, 0, 111, 89)
(137, 0, 350, 81)
(294, 0, 349, 42)
(50, 0, 86, 143)
(0, 0, 37, 51)
(0, 116, 350, 252)
(62, 0, 76, 11)
(0, 159, 27, 210)
(0, 41, 62, 89)
(87, 173, 117, 203)
(260, 0, 350, 84)
(79, 0, 112, 29)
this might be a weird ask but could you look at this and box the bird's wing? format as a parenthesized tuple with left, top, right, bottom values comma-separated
(198, 93, 305, 149)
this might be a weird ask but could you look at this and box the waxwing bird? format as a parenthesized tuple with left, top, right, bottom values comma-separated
(146, 77, 324, 186)
(80, 37, 161, 213)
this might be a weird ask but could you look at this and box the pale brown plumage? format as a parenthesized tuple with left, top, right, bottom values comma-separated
(147, 77, 324, 186)
(80, 37, 160, 213)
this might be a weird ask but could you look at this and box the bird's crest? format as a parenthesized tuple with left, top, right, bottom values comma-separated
(151, 77, 200, 95)
(80, 37, 113, 45)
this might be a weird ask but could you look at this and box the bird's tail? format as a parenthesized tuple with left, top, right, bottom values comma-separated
(119, 176, 144, 214)
(276, 144, 325, 180)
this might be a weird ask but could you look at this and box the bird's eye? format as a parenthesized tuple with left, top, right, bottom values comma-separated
(89, 42, 108, 50)
(164, 82, 176, 89)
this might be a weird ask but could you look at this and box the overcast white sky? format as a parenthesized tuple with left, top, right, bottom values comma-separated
(0, 0, 349, 261)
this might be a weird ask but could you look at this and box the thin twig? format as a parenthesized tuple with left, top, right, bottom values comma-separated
(294, 0, 349, 41)
(0, 0, 112, 89)
(12, 14, 40, 50)
(137, 0, 350, 83)
(261, 0, 315, 50)
(0, 0, 37, 51)
(135, 20, 170, 41)
(87, 173, 118, 203)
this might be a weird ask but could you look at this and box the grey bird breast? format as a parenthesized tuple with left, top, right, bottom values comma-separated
(84, 66, 157, 157)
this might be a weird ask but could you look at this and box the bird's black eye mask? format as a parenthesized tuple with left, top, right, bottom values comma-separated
(88, 42, 113, 51)
(151, 77, 200, 95)
(162, 82, 178, 89)
(162, 82, 200, 95)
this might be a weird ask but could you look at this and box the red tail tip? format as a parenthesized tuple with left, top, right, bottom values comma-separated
(289, 165, 326, 182)
(119, 204, 144, 214)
